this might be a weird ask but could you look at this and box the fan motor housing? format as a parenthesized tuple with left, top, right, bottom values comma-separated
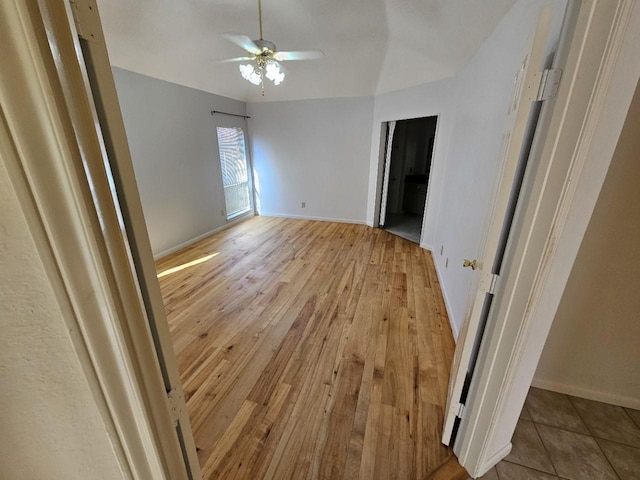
(254, 39, 276, 53)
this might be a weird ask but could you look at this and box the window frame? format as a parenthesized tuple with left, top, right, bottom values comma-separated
(215, 125, 254, 220)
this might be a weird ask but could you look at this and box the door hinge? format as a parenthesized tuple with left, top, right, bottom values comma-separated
(535, 68, 563, 101)
(68, 0, 100, 43)
(166, 388, 185, 425)
(526, 68, 562, 102)
(457, 402, 466, 419)
(480, 272, 500, 295)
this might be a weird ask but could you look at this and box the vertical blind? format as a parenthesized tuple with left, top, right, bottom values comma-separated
(216, 126, 251, 218)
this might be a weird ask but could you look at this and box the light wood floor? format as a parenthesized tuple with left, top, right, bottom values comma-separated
(156, 217, 466, 480)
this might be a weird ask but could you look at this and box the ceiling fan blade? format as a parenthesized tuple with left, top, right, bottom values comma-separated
(221, 33, 261, 55)
(274, 50, 325, 61)
(215, 56, 255, 64)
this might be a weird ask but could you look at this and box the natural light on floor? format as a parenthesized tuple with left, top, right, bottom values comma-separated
(156, 252, 219, 278)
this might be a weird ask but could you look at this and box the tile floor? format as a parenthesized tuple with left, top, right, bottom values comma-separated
(473, 387, 640, 480)
(382, 212, 423, 244)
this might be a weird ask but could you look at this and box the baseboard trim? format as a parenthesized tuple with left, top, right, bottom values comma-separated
(258, 211, 367, 225)
(431, 251, 459, 341)
(475, 442, 512, 478)
(531, 378, 640, 410)
(153, 212, 255, 260)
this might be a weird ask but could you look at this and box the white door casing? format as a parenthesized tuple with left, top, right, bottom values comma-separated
(0, 1, 182, 477)
(441, 6, 554, 446)
(66, 0, 202, 477)
(378, 121, 397, 226)
(5, 0, 202, 478)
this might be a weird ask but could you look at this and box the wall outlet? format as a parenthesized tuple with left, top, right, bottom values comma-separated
(440, 245, 444, 256)
(301, 202, 306, 208)
(446, 258, 449, 268)
(221, 209, 225, 217)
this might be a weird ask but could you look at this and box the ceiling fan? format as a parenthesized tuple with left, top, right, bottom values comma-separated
(219, 0, 324, 94)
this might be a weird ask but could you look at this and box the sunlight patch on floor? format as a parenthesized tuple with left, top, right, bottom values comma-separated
(157, 252, 219, 278)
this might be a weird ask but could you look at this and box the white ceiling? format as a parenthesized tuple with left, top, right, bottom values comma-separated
(97, 0, 515, 103)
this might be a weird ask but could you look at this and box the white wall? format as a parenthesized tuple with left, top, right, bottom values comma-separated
(533, 79, 640, 409)
(367, 77, 458, 245)
(248, 97, 374, 223)
(367, 0, 566, 336)
(113, 68, 250, 257)
(0, 162, 125, 479)
(114, 0, 566, 337)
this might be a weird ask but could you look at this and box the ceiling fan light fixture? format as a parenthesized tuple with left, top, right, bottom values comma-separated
(265, 62, 285, 85)
(239, 63, 261, 85)
(221, 0, 322, 93)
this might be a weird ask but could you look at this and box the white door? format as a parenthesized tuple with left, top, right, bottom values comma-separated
(442, 7, 555, 445)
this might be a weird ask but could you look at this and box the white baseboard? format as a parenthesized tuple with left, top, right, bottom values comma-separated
(431, 251, 459, 341)
(153, 213, 254, 260)
(474, 442, 512, 479)
(531, 378, 640, 410)
(258, 211, 367, 225)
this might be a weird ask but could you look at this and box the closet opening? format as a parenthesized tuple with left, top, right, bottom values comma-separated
(378, 116, 438, 244)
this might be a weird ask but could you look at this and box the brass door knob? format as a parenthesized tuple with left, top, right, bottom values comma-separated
(463, 259, 479, 270)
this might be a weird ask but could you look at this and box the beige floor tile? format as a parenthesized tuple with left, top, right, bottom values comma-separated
(504, 420, 555, 474)
(570, 396, 640, 447)
(476, 466, 499, 479)
(525, 387, 588, 434)
(496, 461, 558, 480)
(597, 438, 640, 480)
(520, 404, 532, 421)
(536, 424, 617, 480)
(625, 407, 640, 429)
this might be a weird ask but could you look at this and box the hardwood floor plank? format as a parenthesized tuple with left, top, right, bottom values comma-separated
(342, 280, 385, 480)
(372, 403, 395, 480)
(210, 382, 291, 480)
(247, 294, 318, 406)
(157, 217, 463, 480)
(200, 399, 258, 478)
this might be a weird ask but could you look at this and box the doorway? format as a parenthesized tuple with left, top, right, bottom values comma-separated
(378, 116, 437, 244)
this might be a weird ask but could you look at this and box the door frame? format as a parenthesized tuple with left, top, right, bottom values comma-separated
(375, 114, 441, 245)
(73, 0, 201, 476)
(453, 0, 640, 476)
(377, 120, 396, 227)
(0, 1, 198, 478)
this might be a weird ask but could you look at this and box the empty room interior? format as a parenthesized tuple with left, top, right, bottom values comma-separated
(2, 1, 640, 480)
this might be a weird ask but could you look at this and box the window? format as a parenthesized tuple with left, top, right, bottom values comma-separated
(216, 126, 251, 219)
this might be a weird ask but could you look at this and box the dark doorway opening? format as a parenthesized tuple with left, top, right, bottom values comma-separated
(379, 116, 438, 244)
